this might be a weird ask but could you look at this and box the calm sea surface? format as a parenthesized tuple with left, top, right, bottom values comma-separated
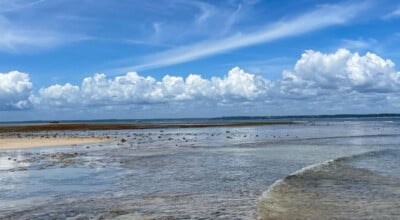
(0, 118, 399, 219)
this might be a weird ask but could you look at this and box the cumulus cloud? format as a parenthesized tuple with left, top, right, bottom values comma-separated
(0, 71, 33, 110)
(35, 67, 271, 108)
(3, 48, 400, 116)
(38, 83, 80, 107)
(280, 49, 400, 97)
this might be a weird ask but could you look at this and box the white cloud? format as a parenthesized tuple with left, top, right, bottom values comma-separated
(80, 72, 161, 105)
(280, 49, 400, 97)
(0, 71, 33, 110)
(38, 83, 80, 107)
(119, 2, 370, 71)
(35, 67, 271, 108)
(3, 48, 400, 116)
(211, 67, 270, 101)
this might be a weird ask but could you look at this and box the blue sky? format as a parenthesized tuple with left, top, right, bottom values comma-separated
(1, 0, 400, 120)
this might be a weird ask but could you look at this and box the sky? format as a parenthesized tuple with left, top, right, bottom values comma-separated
(1, 0, 400, 121)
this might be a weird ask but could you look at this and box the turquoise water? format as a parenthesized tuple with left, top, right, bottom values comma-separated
(0, 120, 399, 219)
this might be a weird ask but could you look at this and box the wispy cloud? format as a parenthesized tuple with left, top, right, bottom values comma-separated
(193, 1, 217, 24)
(0, 0, 46, 13)
(340, 38, 377, 50)
(382, 7, 400, 20)
(150, 0, 245, 44)
(0, 0, 90, 53)
(118, 2, 371, 72)
(0, 17, 89, 53)
(0, 0, 251, 54)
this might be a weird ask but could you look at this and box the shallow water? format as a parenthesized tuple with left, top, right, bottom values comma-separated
(1, 121, 399, 219)
(258, 149, 400, 220)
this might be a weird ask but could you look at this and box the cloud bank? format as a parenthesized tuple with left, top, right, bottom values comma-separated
(36, 67, 271, 108)
(2, 49, 399, 116)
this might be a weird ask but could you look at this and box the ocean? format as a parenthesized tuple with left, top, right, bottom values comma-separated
(0, 116, 399, 219)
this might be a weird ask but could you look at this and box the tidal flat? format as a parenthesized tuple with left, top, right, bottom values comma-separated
(1, 120, 400, 219)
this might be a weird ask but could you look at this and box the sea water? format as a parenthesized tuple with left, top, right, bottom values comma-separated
(0, 119, 399, 219)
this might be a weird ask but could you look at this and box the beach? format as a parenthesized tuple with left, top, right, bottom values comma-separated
(2, 0, 397, 218)
(0, 137, 110, 150)
(1, 119, 400, 219)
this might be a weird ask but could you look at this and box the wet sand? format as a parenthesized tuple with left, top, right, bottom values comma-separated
(0, 137, 111, 150)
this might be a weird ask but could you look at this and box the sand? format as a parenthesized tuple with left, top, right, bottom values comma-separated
(0, 137, 110, 150)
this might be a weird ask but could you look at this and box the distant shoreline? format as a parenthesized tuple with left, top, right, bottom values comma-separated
(1, 113, 399, 125)
(0, 113, 400, 126)
(0, 121, 298, 132)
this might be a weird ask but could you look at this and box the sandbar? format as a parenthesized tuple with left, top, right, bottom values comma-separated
(0, 121, 298, 150)
(0, 137, 110, 150)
